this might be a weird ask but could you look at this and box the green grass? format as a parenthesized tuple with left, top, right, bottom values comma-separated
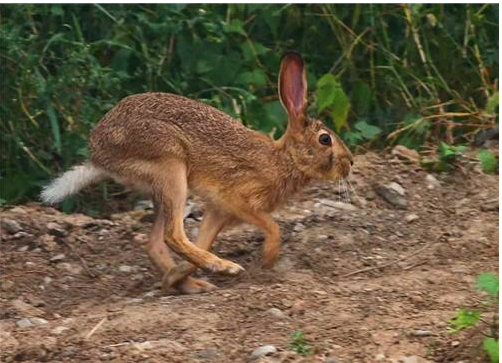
(0, 4, 498, 207)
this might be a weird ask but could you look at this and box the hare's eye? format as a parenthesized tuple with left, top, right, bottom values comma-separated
(318, 133, 332, 146)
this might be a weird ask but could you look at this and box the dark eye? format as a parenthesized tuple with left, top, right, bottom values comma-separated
(318, 133, 332, 146)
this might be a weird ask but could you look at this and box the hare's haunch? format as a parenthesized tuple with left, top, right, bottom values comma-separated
(41, 52, 353, 294)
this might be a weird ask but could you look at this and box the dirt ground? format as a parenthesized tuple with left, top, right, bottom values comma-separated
(0, 151, 498, 363)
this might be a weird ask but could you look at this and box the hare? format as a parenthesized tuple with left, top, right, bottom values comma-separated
(41, 52, 353, 294)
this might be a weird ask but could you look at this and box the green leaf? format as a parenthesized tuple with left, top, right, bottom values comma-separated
(476, 273, 499, 296)
(478, 150, 498, 174)
(352, 80, 373, 116)
(486, 91, 499, 114)
(241, 41, 269, 62)
(483, 338, 499, 363)
(316, 73, 337, 112)
(237, 70, 267, 87)
(447, 309, 481, 332)
(355, 121, 382, 140)
(315, 74, 350, 131)
(225, 19, 246, 35)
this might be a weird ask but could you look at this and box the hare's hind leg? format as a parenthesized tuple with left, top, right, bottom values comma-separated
(164, 207, 234, 292)
(156, 162, 244, 276)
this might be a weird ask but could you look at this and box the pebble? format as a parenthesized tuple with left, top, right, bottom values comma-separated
(425, 174, 440, 189)
(388, 182, 406, 196)
(134, 199, 153, 211)
(194, 347, 221, 360)
(375, 353, 386, 361)
(405, 214, 419, 223)
(16, 317, 48, 328)
(326, 358, 340, 363)
(57, 262, 83, 275)
(1, 218, 22, 234)
(375, 184, 408, 209)
(411, 329, 432, 337)
(119, 265, 133, 273)
(46, 222, 66, 237)
(50, 253, 66, 262)
(266, 307, 286, 319)
(52, 326, 70, 335)
(318, 234, 329, 241)
(249, 345, 277, 359)
(13, 231, 32, 239)
(293, 223, 305, 232)
(318, 199, 358, 211)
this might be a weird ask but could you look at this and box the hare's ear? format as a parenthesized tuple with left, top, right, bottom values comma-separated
(278, 51, 308, 130)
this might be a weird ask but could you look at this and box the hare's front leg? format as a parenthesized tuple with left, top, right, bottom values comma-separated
(164, 207, 234, 293)
(229, 205, 281, 268)
(156, 162, 244, 276)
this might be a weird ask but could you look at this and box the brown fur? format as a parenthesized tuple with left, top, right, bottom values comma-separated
(87, 52, 353, 293)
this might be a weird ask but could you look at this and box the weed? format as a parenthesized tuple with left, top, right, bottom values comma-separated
(289, 330, 311, 356)
(448, 273, 499, 363)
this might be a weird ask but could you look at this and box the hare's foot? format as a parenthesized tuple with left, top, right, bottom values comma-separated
(176, 277, 217, 294)
(201, 256, 244, 275)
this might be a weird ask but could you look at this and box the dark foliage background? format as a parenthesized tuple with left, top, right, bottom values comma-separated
(0, 4, 498, 208)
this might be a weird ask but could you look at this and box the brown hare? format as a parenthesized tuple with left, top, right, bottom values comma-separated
(41, 52, 353, 294)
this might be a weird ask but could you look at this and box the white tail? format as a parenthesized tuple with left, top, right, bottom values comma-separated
(40, 163, 106, 204)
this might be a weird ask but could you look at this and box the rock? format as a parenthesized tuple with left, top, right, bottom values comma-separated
(249, 345, 277, 359)
(318, 199, 358, 211)
(25, 294, 45, 307)
(62, 214, 95, 227)
(133, 233, 148, 245)
(133, 339, 185, 352)
(1, 218, 22, 234)
(392, 145, 420, 163)
(39, 234, 57, 252)
(425, 174, 440, 189)
(16, 318, 33, 328)
(46, 222, 66, 237)
(375, 353, 386, 361)
(318, 234, 329, 241)
(375, 184, 408, 209)
(57, 262, 83, 275)
(44, 276, 53, 285)
(326, 358, 340, 363)
(50, 253, 66, 262)
(451, 340, 460, 347)
(134, 199, 153, 211)
(1, 280, 14, 291)
(52, 326, 70, 335)
(411, 329, 432, 337)
(119, 265, 133, 273)
(13, 231, 32, 239)
(293, 223, 305, 232)
(405, 214, 419, 223)
(30, 317, 48, 325)
(11, 299, 45, 316)
(289, 300, 306, 315)
(266, 308, 286, 319)
(388, 182, 405, 196)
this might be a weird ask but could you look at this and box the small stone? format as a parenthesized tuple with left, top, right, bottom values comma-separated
(13, 231, 32, 239)
(16, 318, 33, 328)
(46, 222, 66, 237)
(392, 145, 421, 163)
(425, 174, 440, 189)
(480, 198, 498, 212)
(132, 233, 148, 245)
(411, 329, 432, 337)
(119, 265, 133, 273)
(326, 358, 340, 363)
(318, 199, 358, 211)
(52, 326, 70, 335)
(451, 340, 460, 347)
(375, 184, 408, 209)
(194, 347, 221, 360)
(293, 223, 305, 232)
(405, 214, 419, 223)
(1, 280, 14, 291)
(44, 277, 53, 285)
(266, 307, 286, 319)
(375, 353, 386, 361)
(289, 300, 306, 315)
(318, 234, 329, 241)
(249, 345, 277, 359)
(50, 253, 66, 262)
(1, 218, 22, 234)
(39, 234, 57, 252)
(30, 317, 48, 325)
(62, 214, 95, 227)
(57, 262, 83, 275)
(388, 182, 406, 196)
(12, 299, 45, 316)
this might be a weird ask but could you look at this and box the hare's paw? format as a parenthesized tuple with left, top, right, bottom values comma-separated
(176, 277, 217, 294)
(203, 257, 244, 275)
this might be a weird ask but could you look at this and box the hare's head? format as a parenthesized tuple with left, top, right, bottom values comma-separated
(277, 52, 353, 180)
